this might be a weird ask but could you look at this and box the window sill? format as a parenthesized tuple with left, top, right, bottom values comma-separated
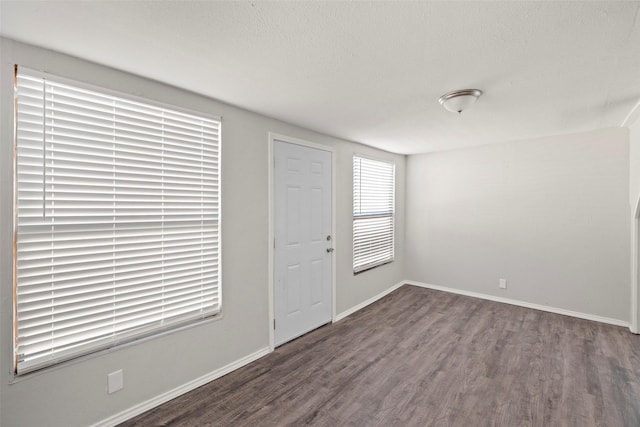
(353, 259, 394, 275)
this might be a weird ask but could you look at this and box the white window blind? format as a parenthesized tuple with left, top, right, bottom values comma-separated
(353, 156, 394, 273)
(14, 67, 221, 374)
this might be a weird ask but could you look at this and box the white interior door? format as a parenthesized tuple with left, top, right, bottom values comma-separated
(274, 140, 332, 346)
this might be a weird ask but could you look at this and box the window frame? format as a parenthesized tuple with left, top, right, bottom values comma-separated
(12, 66, 223, 375)
(352, 154, 395, 274)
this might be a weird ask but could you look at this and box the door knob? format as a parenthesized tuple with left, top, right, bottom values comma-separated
(326, 248, 334, 253)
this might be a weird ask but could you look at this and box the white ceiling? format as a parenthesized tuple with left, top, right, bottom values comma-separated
(1, 1, 640, 154)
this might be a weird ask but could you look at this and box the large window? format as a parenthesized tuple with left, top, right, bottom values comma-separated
(14, 67, 221, 374)
(353, 156, 395, 273)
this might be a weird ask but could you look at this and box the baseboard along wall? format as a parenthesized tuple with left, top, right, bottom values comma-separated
(94, 278, 629, 426)
(91, 347, 271, 427)
(334, 281, 405, 322)
(405, 280, 629, 328)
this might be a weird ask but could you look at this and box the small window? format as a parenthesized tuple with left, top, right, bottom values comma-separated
(13, 67, 221, 374)
(353, 156, 395, 273)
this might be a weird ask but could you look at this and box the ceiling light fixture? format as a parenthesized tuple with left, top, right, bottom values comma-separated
(439, 89, 483, 114)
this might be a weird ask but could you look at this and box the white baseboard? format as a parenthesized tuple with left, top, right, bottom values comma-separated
(334, 281, 405, 322)
(95, 279, 406, 426)
(405, 280, 629, 328)
(91, 346, 272, 427)
(93, 279, 628, 426)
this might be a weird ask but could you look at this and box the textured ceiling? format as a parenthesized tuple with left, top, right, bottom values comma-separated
(1, 1, 640, 154)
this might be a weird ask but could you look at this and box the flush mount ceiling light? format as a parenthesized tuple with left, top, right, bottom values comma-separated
(438, 89, 483, 113)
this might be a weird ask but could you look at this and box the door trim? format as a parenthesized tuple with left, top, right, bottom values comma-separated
(631, 197, 640, 334)
(267, 132, 336, 350)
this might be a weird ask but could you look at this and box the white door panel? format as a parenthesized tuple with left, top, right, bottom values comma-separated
(274, 140, 332, 346)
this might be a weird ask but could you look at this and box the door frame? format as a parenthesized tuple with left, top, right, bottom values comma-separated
(631, 198, 640, 334)
(267, 132, 337, 350)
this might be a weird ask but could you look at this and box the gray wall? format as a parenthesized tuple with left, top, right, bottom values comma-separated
(629, 118, 640, 209)
(0, 38, 405, 427)
(405, 128, 630, 322)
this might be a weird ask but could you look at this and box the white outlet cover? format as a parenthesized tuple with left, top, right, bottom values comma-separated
(499, 279, 507, 289)
(107, 369, 124, 394)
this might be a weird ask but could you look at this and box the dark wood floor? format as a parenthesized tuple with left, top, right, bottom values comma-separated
(121, 285, 640, 427)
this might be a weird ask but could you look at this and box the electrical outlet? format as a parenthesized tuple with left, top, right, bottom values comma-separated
(107, 369, 123, 394)
(499, 278, 507, 289)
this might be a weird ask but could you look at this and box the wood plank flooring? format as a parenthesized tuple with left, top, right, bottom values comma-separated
(120, 285, 640, 427)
